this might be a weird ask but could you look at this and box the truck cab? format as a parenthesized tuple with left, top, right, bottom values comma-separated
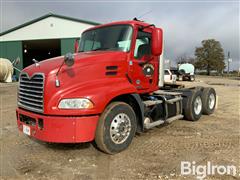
(16, 19, 216, 154)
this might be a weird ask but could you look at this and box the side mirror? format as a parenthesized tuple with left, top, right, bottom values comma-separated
(64, 53, 75, 67)
(12, 57, 21, 65)
(152, 28, 163, 56)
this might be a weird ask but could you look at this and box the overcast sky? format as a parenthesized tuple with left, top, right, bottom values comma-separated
(1, 0, 239, 70)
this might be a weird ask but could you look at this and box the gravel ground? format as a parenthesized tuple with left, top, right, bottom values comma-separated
(0, 76, 239, 180)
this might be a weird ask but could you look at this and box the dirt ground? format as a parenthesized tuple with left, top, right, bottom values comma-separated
(0, 76, 239, 180)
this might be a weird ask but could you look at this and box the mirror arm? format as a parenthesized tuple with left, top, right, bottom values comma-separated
(138, 61, 146, 66)
(13, 67, 22, 72)
(139, 24, 155, 31)
(138, 57, 154, 66)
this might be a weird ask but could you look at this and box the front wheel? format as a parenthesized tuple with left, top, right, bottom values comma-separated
(95, 102, 136, 154)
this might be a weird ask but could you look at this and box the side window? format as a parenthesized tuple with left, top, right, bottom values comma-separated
(164, 70, 170, 75)
(134, 31, 151, 59)
(117, 40, 131, 51)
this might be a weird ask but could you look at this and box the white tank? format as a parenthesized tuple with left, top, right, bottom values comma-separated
(179, 63, 195, 75)
(0, 58, 14, 83)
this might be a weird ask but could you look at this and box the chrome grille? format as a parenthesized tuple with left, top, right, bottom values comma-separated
(18, 73, 44, 113)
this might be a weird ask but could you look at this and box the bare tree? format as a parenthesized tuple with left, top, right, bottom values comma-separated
(176, 54, 195, 65)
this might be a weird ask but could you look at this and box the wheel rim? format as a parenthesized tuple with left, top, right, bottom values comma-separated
(208, 93, 215, 110)
(194, 96, 202, 115)
(110, 113, 131, 144)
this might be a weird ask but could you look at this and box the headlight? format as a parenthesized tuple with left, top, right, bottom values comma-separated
(58, 98, 94, 109)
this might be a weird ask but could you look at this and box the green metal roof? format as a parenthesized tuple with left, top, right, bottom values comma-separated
(0, 13, 101, 36)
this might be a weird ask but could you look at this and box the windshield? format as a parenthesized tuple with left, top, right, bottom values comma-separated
(79, 25, 132, 52)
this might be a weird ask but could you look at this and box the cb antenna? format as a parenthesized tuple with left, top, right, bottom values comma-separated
(137, 10, 153, 19)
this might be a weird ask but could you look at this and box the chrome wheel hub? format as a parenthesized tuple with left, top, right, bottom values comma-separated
(209, 93, 215, 109)
(110, 113, 131, 144)
(194, 96, 202, 115)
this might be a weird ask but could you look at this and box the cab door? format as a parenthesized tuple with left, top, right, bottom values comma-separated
(128, 29, 158, 92)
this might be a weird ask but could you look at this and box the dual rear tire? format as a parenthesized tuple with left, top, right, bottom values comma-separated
(183, 87, 216, 121)
(183, 90, 203, 121)
(202, 87, 216, 115)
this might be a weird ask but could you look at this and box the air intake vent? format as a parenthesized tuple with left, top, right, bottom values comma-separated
(18, 73, 44, 113)
(105, 66, 118, 76)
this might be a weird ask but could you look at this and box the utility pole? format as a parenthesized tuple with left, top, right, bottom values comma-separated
(227, 51, 232, 74)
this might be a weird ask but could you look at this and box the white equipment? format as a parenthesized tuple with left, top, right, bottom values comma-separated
(0, 58, 14, 82)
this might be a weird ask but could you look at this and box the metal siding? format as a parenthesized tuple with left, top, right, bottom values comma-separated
(0, 13, 100, 36)
(1, 16, 92, 41)
(60, 38, 76, 55)
(0, 41, 23, 78)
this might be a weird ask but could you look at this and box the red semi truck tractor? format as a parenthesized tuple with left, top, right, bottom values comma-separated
(16, 19, 216, 154)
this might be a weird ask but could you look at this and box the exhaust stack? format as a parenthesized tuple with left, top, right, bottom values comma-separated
(158, 46, 164, 87)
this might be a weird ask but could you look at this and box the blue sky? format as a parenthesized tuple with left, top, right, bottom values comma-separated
(1, 0, 239, 70)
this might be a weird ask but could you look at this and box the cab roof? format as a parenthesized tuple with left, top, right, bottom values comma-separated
(83, 20, 153, 33)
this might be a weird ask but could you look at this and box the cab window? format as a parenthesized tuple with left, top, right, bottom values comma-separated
(79, 25, 132, 52)
(134, 31, 151, 59)
(164, 70, 170, 75)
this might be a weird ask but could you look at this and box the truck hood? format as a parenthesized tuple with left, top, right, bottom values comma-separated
(22, 51, 127, 77)
(19, 50, 133, 115)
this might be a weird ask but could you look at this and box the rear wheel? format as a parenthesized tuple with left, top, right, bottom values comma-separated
(190, 75, 195, 81)
(202, 87, 216, 115)
(184, 90, 203, 121)
(178, 70, 185, 81)
(95, 102, 136, 154)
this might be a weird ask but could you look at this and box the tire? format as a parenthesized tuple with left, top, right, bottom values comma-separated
(95, 102, 137, 154)
(190, 75, 195, 81)
(183, 90, 203, 121)
(201, 87, 216, 115)
(179, 76, 183, 81)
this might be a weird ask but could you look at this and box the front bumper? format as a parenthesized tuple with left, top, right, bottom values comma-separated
(16, 108, 99, 143)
